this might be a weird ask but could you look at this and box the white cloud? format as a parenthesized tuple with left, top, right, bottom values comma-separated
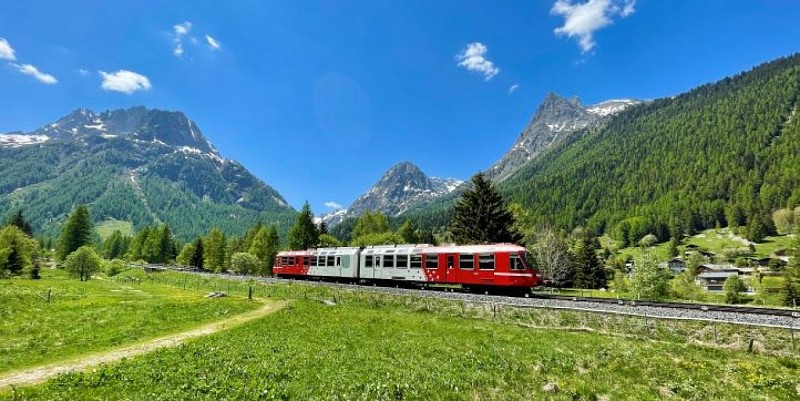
(324, 201, 343, 210)
(99, 70, 151, 94)
(456, 42, 499, 81)
(78, 68, 90, 76)
(508, 84, 520, 94)
(551, 0, 636, 53)
(205, 34, 221, 50)
(11, 63, 57, 84)
(0, 38, 16, 61)
(174, 21, 192, 37)
(172, 21, 192, 57)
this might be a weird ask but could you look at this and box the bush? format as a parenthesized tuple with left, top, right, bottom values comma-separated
(723, 275, 746, 304)
(104, 259, 125, 277)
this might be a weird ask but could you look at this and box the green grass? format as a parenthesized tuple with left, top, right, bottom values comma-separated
(5, 296, 799, 400)
(94, 218, 133, 240)
(0, 269, 258, 374)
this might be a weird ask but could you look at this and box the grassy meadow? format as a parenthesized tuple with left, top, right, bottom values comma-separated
(0, 268, 258, 374)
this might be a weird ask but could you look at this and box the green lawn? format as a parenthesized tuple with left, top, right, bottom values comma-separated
(0, 269, 258, 374)
(5, 297, 798, 400)
(94, 218, 134, 240)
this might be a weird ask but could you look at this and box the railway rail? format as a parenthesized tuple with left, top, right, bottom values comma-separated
(153, 265, 800, 330)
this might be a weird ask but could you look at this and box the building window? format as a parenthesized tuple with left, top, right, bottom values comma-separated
(384, 255, 395, 268)
(410, 254, 422, 269)
(459, 254, 474, 269)
(478, 254, 494, 270)
(396, 254, 408, 269)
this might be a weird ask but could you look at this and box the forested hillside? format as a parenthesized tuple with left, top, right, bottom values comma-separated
(502, 53, 800, 244)
(0, 107, 297, 241)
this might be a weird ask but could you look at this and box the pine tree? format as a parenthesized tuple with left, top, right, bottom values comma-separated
(190, 238, 205, 270)
(668, 236, 680, 258)
(126, 226, 151, 261)
(397, 220, 419, 244)
(420, 229, 438, 246)
(205, 228, 226, 272)
(159, 225, 176, 263)
(319, 221, 328, 235)
(55, 205, 94, 261)
(572, 233, 606, 289)
(265, 225, 279, 275)
(287, 202, 319, 250)
(176, 242, 195, 266)
(450, 173, 521, 245)
(7, 210, 33, 236)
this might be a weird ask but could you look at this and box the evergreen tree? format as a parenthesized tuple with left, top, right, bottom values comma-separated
(159, 225, 176, 263)
(319, 221, 328, 235)
(667, 236, 680, 258)
(287, 202, 320, 250)
(63, 245, 101, 281)
(190, 238, 205, 270)
(176, 242, 195, 266)
(0, 226, 36, 276)
(397, 220, 419, 244)
(265, 225, 279, 275)
(420, 229, 438, 246)
(126, 226, 151, 261)
(7, 210, 33, 236)
(102, 230, 125, 260)
(318, 233, 343, 247)
(782, 226, 800, 307)
(450, 173, 521, 245)
(142, 226, 163, 263)
(55, 205, 94, 261)
(572, 233, 606, 289)
(205, 228, 226, 272)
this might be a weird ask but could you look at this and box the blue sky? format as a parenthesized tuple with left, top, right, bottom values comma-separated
(1, 1, 800, 214)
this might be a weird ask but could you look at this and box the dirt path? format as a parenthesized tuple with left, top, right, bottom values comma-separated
(0, 300, 287, 390)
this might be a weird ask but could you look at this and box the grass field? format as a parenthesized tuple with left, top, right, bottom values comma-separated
(5, 296, 799, 400)
(94, 218, 134, 240)
(0, 269, 258, 374)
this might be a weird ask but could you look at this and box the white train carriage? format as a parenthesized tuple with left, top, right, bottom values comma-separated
(309, 247, 360, 279)
(360, 244, 432, 283)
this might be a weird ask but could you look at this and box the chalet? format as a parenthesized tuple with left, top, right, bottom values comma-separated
(695, 271, 738, 292)
(667, 257, 686, 274)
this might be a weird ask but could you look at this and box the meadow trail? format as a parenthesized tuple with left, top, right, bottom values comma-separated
(0, 300, 287, 390)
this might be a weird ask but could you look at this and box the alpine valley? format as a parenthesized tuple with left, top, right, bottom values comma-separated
(0, 107, 297, 241)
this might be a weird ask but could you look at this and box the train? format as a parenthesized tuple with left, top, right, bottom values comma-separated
(273, 243, 542, 294)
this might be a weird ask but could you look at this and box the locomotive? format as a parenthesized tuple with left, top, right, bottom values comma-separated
(273, 243, 542, 294)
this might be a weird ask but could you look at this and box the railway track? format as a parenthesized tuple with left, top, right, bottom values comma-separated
(158, 266, 800, 329)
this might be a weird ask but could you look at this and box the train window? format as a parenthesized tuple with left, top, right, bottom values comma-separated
(424, 254, 438, 269)
(281, 256, 288, 266)
(410, 254, 422, 269)
(374, 256, 381, 268)
(396, 254, 408, 269)
(303, 256, 310, 266)
(478, 254, 495, 270)
(365, 255, 373, 268)
(459, 254, 474, 269)
(383, 255, 395, 268)
(327, 256, 335, 266)
(288, 256, 296, 266)
(510, 255, 525, 271)
(336, 256, 342, 267)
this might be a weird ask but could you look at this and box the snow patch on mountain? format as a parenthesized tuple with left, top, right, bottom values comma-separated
(586, 99, 641, 117)
(0, 134, 50, 147)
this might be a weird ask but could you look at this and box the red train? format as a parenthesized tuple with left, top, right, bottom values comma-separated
(273, 243, 542, 294)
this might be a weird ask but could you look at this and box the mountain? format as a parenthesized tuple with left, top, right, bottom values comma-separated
(500, 53, 800, 244)
(320, 162, 461, 226)
(485, 93, 640, 182)
(0, 107, 297, 240)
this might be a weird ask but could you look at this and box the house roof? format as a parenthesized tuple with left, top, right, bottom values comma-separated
(697, 271, 738, 280)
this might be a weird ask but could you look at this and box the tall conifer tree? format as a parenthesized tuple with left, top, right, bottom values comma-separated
(450, 173, 521, 245)
(56, 205, 93, 261)
(287, 202, 319, 250)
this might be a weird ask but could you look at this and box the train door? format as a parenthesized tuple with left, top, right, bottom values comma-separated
(335, 255, 342, 277)
(445, 254, 456, 283)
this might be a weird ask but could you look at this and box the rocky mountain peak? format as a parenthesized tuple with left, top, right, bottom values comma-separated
(319, 161, 462, 226)
(485, 93, 640, 182)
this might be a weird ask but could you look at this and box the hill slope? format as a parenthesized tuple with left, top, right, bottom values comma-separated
(0, 107, 297, 240)
(502, 54, 800, 243)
